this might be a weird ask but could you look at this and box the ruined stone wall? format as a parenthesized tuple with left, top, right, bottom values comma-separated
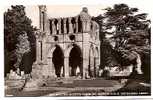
(33, 6, 100, 79)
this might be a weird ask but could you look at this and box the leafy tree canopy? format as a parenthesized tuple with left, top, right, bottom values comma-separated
(4, 5, 36, 52)
(93, 4, 150, 71)
(4, 5, 36, 75)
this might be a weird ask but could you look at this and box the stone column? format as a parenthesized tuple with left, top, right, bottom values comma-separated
(82, 57, 89, 79)
(57, 18, 61, 34)
(38, 40, 42, 63)
(68, 17, 73, 33)
(36, 39, 40, 63)
(42, 39, 49, 64)
(63, 18, 67, 34)
(51, 19, 56, 34)
(64, 57, 69, 78)
(75, 17, 78, 33)
(89, 51, 95, 78)
(82, 20, 86, 32)
(39, 5, 47, 32)
(47, 57, 56, 77)
(95, 57, 100, 77)
(82, 20, 91, 32)
(82, 34, 90, 79)
(86, 20, 91, 32)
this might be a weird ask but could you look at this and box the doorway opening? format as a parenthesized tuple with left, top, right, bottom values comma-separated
(69, 44, 82, 77)
(52, 45, 64, 77)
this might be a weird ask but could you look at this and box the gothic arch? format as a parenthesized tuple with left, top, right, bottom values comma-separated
(64, 44, 82, 57)
(64, 43, 83, 76)
(52, 45, 64, 77)
(47, 46, 56, 58)
(47, 45, 64, 58)
(64, 45, 74, 57)
(46, 44, 64, 77)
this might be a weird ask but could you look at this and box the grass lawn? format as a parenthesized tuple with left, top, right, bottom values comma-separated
(110, 79, 151, 96)
(5, 78, 150, 96)
(5, 88, 58, 97)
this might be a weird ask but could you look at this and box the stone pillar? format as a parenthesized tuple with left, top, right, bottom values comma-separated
(39, 5, 47, 32)
(64, 57, 69, 78)
(57, 18, 61, 34)
(37, 40, 43, 63)
(82, 34, 90, 79)
(51, 19, 56, 34)
(47, 57, 56, 77)
(94, 36, 100, 77)
(89, 50, 95, 78)
(86, 20, 91, 32)
(82, 20, 91, 32)
(36, 39, 40, 63)
(68, 17, 73, 33)
(63, 18, 67, 34)
(42, 39, 48, 63)
(95, 57, 100, 77)
(82, 57, 89, 79)
(82, 20, 86, 32)
(75, 17, 78, 33)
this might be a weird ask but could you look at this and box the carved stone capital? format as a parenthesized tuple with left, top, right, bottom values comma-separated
(39, 5, 47, 12)
(51, 19, 55, 24)
(79, 11, 91, 22)
(63, 18, 67, 24)
(75, 16, 78, 22)
(57, 18, 61, 23)
(68, 17, 72, 23)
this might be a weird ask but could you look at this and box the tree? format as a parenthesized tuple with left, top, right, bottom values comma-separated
(104, 4, 150, 70)
(94, 4, 150, 82)
(103, 3, 150, 49)
(4, 5, 36, 76)
(14, 32, 31, 70)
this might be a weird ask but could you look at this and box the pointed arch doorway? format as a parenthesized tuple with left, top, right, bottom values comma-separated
(69, 44, 83, 77)
(52, 45, 64, 77)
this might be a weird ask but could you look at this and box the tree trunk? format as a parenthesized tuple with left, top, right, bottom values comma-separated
(133, 51, 143, 74)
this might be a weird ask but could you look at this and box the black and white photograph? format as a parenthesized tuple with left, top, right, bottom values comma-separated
(2, 0, 152, 98)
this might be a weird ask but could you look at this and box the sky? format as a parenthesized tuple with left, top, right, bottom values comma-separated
(2, 0, 151, 28)
(24, 2, 151, 28)
(25, 5, 105, 28)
